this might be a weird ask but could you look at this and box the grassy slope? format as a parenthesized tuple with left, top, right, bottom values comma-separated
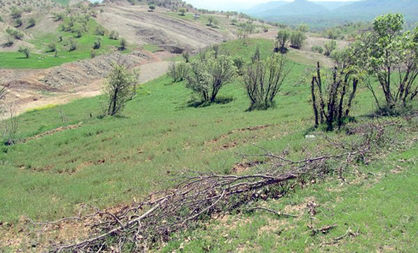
(0, 39, 416, 251)
(0, 19, 124, 69)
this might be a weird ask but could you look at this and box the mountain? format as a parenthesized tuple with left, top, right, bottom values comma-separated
(333, 0, 418, 21)
(315, 1, 355, 10)
(246, 0, 418, 28)
(249, 0, 328, 18)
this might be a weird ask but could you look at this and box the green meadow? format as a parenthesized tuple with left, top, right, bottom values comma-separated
(0, 19, 125, 69)
(0, 39, 416, 251)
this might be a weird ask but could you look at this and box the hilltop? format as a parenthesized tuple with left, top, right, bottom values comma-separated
(246, 0, 418, 28)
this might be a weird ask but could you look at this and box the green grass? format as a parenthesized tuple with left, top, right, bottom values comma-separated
(162, 145, 418, 252)
(0, 38, 416, 251)
(0, 19, 127, 69)
(143, 44, 163, 53)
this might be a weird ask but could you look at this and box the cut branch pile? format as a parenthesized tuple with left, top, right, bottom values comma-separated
(43, 122, 393, 252)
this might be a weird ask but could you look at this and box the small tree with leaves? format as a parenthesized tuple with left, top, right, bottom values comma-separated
(245, 52, 291, 111)
(119, 38, 127, 51)
(186, 50, 236, 104)
(276, 29, 290, 53)
(324, 40, 337, 56)
(18, 46, 30, 58)
(179, 8, 186, 16)
(168, 62, 190, 83)
(105, 64, 138, 116)
(352, 14, 418, 112)
(290, 31, 306, 49)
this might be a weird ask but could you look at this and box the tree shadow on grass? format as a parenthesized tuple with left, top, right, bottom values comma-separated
(187, 96, 234, 108)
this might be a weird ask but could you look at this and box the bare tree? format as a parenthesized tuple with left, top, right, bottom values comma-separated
(245, 53, 291, 111)
(311, 62, 359, 131)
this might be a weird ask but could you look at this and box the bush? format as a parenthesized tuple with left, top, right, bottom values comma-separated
(90, 49, 96, 58)
(13, 18, 23, 28)
(105, 64, 138, 116)
(53, 13, 64, 22)
(186, 50, 236, 104)
(109, 31, 119, 40)
(324, 40, 337, 56)
(3, 37, 14, 47)
(46, 43, 56, 53)
(95, 26, 105, 36)
(119, 38, 127, 51)
(290, 31, 306, 49)
(233, 57, 245, 76)
(244, 52, 290, 111)
(10, 7, 22, 19)
(68, 38, 77, 51)
(0, 16, 3, 22)
(18, 46, 30, 58)
(6, 28, 24, 40)
(26, 17, 36, 28)
(276, 29, 290, 53)
(311, 45, 323, 54)
(148, 5, 155, 12)
(168, 62, 189, 83)
(93, 38, 101, 49)
(179, 8, 186, 16)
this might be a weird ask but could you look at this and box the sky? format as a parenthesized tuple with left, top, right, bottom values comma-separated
(184, 0, 358, 11)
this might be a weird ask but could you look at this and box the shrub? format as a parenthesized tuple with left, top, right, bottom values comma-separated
(109, 31, 119, 40)
(26, 17, 36, 28)
(119, 38, 127, 51)
(186, 50, 236, 104)
(244, 53, 290, 111)
(290, 31, 306, 49)
(68, 38, 77, 51)
(93, 38, 101, 49)
(46, 42, 56, 53)
(233, 57, 245, 76)
(168, 62, 189, 83)
(324, 40, 337, 56)
(90, 49, 96, 58)
(13, 18, 23, 28)
(95, 26, 105, 36)
(311, 45, 323, 54)
(105, 64, 138, 116)
(10, 7, 22, 19)
(276, 29, 290, 53)
(148, 5, 155, 12)
(310, 61, 360, 131)
(53, 13, 64, 22)
(18, 46, 30, 58)
(179, 8, 186, 16)
(6, 28, 24, 40)
(3, 37, 14, 47)
(0, 16, 3, 22)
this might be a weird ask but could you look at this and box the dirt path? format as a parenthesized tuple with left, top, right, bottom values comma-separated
(1, 60, 171, 118)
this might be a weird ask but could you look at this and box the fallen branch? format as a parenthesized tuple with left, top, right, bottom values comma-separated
(246, 206, 298, 218)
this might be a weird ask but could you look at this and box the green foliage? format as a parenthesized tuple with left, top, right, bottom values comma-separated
(26, 17, 36, 29)
(179, 8, 187, 16)
(95, 26, 105, 36)
(186, 49, 236, 104)
(290, 31, 306, 49)
(119, 38, 127, 51)
(276, 29, 290, 53)
(324, 40, 337, 56)
(109, 31, 119, 40)
(6, 28, 24, 40)
(92, 38, 101, 49)
(105, 64, 138, 116)
(10, 7, 22, 19)
(168, 62, 190, 83)
(67, 38, 77, 52)
(149, 5, 155, 12)
(46, 42, 57, 53)
(351, 13, 418, 110)
(311, 45, 323, 54)
(13, 18, 23, 28)
(18, 46, 30, 59)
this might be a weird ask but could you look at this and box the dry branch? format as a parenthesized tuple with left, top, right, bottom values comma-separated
(31, 122, 397, 252)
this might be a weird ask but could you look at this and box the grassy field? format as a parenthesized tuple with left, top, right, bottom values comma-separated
(0, 19, 126, 69)
(0, 39, 416, 251)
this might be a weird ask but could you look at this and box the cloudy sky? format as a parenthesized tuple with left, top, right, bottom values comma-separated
(184, 0, 358, 11)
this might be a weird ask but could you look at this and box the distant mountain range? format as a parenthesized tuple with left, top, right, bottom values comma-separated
(246, 0, 418, 28)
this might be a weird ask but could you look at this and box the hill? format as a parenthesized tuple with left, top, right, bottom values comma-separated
(246, 0, 418, 28)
